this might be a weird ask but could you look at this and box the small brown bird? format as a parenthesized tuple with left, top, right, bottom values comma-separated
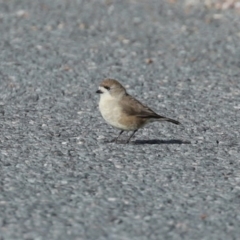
(96, 79, 180, 143)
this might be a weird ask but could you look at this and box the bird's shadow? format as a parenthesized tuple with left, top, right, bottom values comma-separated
(133, 139, 191, 145)
(104, 139, 191, 145)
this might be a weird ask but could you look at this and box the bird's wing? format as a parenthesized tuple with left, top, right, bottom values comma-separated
(121, 94, 167, 119)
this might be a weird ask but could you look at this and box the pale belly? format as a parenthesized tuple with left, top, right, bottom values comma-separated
(99, 99, 129, 130)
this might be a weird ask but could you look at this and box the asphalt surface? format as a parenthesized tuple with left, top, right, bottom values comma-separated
(0, 0, 240, 239)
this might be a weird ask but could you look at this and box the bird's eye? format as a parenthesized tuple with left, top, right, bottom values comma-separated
(103, 86, 110, 90)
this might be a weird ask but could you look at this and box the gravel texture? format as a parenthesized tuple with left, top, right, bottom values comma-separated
(0, 0, 240, 239)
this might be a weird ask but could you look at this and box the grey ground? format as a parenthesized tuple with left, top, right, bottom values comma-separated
(0, 0, 240, 239)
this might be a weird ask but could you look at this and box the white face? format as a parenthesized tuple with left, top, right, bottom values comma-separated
(97, 84, 124, 101)
(98, 86, 112, 99)
(99, 86, 110, 94)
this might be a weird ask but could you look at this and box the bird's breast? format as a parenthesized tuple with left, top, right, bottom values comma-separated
(98, 97, 146, 131)
(99, 97, 129, 130)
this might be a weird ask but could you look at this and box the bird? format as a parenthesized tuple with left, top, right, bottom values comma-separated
(96, 78, 180, 143)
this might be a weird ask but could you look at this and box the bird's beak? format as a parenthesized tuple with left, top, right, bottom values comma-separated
(96, 89, 103, 94)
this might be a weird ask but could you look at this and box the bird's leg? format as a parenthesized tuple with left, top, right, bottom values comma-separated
(125, 130, 138, 144)
(114, 130, 124, 143)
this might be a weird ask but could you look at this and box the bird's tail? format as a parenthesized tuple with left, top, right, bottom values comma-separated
(166, 118, 180, 125)
(156, 117, 180, 125)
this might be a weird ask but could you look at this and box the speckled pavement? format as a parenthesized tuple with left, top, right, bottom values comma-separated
(0, 0, 240, 239)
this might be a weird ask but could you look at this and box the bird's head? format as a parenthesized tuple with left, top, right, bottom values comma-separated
(96, 79, 126, 100)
